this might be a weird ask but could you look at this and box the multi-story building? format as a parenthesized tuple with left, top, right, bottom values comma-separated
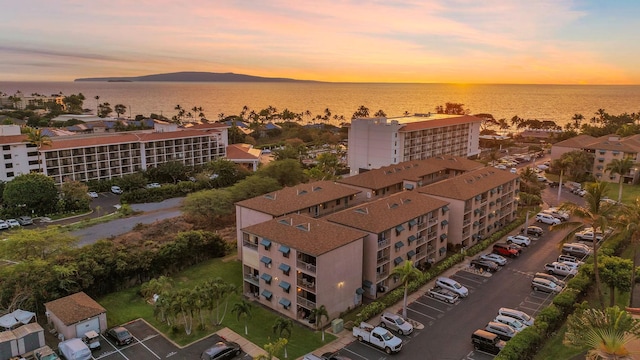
(337, 156, 483, 204)
(324, 191, 450, 300)
(234, 181, 361, 258)
(0, 123, 229, 184)
(551, 134, 640, 184)
(418, 168, 519, 248)
(0, 94, 65, 110)
(347, 113, 482, 175)
(240, 213, 367, 323)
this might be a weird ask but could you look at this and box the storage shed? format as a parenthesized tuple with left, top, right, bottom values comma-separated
(12, 323, 44, 355)
(44, 292, 107, 341)
(0, 330, 18, 360)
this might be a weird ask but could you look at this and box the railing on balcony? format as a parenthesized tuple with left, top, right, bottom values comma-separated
(417, 222, 427, 230)
(377, 255, 390, 265)
(242, 240, 258, 251)
(243, 273, 259, 286)
(297, 296, 316, 310)
(427, 231, 437, 240)
(376, 271, 389, 281)
(298, 278, 316, 292)
(463, 219, 471, 226)
(416, 236, 426, 246)
(378, 239, 389, 248)
(428, 218, 438, 225)
(297, 260, 316, 273)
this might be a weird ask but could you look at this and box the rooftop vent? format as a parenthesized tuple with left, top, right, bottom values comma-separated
(355, 208, 369, 214)
(297, 189, 308, 195)
(265, 193, 276, 200)
(296, 223, 310, 232)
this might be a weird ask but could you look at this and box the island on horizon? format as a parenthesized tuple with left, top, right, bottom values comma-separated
(74, 71, 320, 83)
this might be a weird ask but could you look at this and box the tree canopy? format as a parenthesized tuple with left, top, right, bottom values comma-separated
(3, 173, 58, 215)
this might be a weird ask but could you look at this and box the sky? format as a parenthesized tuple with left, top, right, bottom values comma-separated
(1, 0, 639, 84)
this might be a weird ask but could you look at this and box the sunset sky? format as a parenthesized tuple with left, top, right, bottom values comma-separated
(1, 0, 638, 84)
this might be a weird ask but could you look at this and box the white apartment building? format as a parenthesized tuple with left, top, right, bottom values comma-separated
(348, 113, 482, 175)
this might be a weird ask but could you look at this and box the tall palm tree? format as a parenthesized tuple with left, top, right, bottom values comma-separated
(231, 299, 252, 335)
(554, 181, 616, 308)
(94, 95, 100, 115)
(571, 113, 584, 130)
(272, 317, 293, 358)
(391, 260, 421, 319)
(606, 158, 636, 203)
(619, 199, 640, 306)
(552, 156, 572, 204)
(24, 127, 52, 172)
(564, 305, 640, 359)
(310, 305, 329, 342)
(114, 104, 127, 119)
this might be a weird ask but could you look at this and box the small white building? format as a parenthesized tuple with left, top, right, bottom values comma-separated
(44, 292, 107, 341)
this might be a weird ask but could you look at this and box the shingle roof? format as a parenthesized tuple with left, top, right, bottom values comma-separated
(399, 115, 481, 132)
(226, 144, 259, 160)
(418, 167, 518, 200)
(242, 213, 367, 256)
(44, 292, 106, 326)
(0, 134, 27, 145)
(324, 191, 449, 234)
(235, 180, 361, 216)
(337, 156, 483, 189)
(583, 134, 640, 152)
(553, 134, 597, 148)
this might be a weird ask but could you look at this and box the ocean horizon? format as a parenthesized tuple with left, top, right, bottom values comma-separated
(2, 81, 640, 128)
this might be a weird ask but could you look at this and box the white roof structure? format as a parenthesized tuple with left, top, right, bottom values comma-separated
(0, 309, 36, 330)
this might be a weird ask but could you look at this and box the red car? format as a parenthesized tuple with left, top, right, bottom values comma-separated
(492, 243, 520, 258)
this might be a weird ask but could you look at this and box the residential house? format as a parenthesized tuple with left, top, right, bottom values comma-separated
(418, 168, 519, 248)
(240, 214, 367, 324)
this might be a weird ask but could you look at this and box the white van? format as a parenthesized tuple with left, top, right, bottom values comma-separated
(436, 276, 469, 297)
(498, 307, 534, 327)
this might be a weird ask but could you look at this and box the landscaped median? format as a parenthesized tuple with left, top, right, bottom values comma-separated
(98, 256, 334, 359)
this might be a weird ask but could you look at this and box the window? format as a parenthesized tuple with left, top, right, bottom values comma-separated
(260, 238, 272, 250)
(6, 172, 13, 177)
(5, 163, 12, 169)
(260, 273, 272, 284)
(3, 154, 10, 160)
(262, 290, 273, 300)
(278, 245, 290, 258)
(278, 263, 291, 276)
(2, 146, 9, 151)
(279, 281, 291, 293)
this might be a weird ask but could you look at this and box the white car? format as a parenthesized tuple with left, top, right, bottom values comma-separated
(507, 235, 531, 247)
(479, 253, 507, 266)
(87, 191, 99, 198)
(545, 207, 570, 221)
(111, 186, 123, 194)
(560, 261, 581, 270)
(6, 219, 20, 228)
(0, 220, 8, 230)
(146, 183, 161, 189)
(536, 174, 548, 182)
(510, 168, 517, 174)
(436, 276, 469, 298)
(537, 164, 549, 171)
(379, 312, 414, 335)
(494, 315, 528, 332)
(495, 164, 507, 170)
(536, 213, 561, 225)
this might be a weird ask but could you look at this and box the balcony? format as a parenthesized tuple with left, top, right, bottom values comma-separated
(376, 271, 389, 281)
(378, 239, 389, 248)
(377, 254, 390, 265)
(416, 236, 426, 246)
(297, 260, 316, 273)
(298, 278, 316, 292)
(242, 240, 258, 251)
(243, 273, 259, 286)
(297, 295, 316, 309)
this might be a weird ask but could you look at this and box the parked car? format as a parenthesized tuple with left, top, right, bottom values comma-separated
(200, 340, 242, 360)
(87, 191, 99, 198)
(479, 253, 507, 266)
(33, 345, 60, 360)
(107, 326, 134, 346)
(493, 315, 528, 332)
(146, 182, 161, 189)
(435, 276, 469, 297)
(548, 181, 559, 188)
(498, 308, 535, 326)
(470, 258, 499, 272)
(506, 235, 531, 247)
(545, 207, 570, 221)
(531, 277, 563, 294)
(111, 185, 123, 194)
(380, 312, 414, 335)
(558, 254, 584, 266)
(0, 220, 8, 230)
(82, 330, 101, 350)
(321, 352, 352, 360)
(493, 242, 520, 258)
(471, 329, 506, 355)
(562, 243, 592, 258)
(536, 213, 561, 225)
(16, 216, 33, 226)
(427, 286, 460, 304)
(575, 229, 604, 242)
(485, 321, 517, 341)
(534, 272, 566, 287)
(6, 219, 20, 228)
(521, 225, 544, 236)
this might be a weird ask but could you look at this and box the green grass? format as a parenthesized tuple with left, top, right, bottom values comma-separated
(618, 183, 640, 205)
(533, 323, 585, 360)
(98, 256, 334, 358)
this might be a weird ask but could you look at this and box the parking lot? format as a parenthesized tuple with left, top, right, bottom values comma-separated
(88, 320, 251, 360)
(329, 218, 571, 359)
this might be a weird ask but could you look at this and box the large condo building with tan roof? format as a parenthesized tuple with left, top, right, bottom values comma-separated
(418, 167, 519, 248)
(347, 113, 482, 175)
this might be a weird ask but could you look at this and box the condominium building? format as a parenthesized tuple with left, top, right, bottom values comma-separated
(234, 181, 361, 258)
(240, 214, 367, 323)
(347, 113, 482, 175)
(551, 134, 640, 184)
(418, 168, 519, 248)
(324, 191, 450, 300)
(0, 123, 229, 184)
(337, 156, 483, 204)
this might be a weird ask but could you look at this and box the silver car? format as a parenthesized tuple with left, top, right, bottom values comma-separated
(380, 312, 413, 335)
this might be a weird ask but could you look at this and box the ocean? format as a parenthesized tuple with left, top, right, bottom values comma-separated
(2, 81, 640, 127)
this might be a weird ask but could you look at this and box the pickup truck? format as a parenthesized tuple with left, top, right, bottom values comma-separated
(353, 322, 403, 354)
(575, 229, 604, 242)
(427, 286, 459, 303)
(544, 262, 577, 277)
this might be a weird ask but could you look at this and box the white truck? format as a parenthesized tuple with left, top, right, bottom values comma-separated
(544, 262, 577, 277)
(352, 322, 403, 354)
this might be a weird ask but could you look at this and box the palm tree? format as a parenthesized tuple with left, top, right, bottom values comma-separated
(619, 199, 640, 306)
(231, 299, 252, 335)
(310, 305, 329, 342)
(564, 305, 640, 359)
(94, 95, 100, 115)
(24, 127, 52, 171)
(272, 317, 293, 358)
(572, 113, 584, 130)
(552, 156, 572, 204)
(606, 158, 636, 203)
(554, 181, 617, 308)
(391, 260, 421, 319)
(114, 104, 127, 119)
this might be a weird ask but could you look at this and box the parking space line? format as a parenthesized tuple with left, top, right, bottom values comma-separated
(342, 347, 370, 359)
(413, 299, 447, 312)
(451, 274, 486, 285)
(407, 307, 437, 320)
(133, 335, 161, 359)
(519, 304, 543, 314)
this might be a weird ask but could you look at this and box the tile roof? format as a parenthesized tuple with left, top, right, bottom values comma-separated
(44, 292, 106, 326)
(235, 180, 361, 216)
(324, 191, 449, 234)
(226, 144, 260, 160)
(242, 213, 367, 256)
(399, 115, 481, 132)
(0, 134, 28, 145)
(553, 134, 597, 148)
(337, 156, 483, 189)
(583, 134, 640, 152)
(418, 167, 519, 200)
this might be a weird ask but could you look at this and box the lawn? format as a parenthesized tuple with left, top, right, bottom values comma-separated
(98, 255, 334, 359)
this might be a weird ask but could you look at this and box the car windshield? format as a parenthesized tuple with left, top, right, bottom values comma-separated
(381, 331, 394, 340)
(453, 282, 461, 289)
(395, 317, 405, 325)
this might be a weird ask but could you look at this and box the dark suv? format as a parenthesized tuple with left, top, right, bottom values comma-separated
(470, 259, 499, 272)
(201, 341, 242, 360)
(521, 225, 544, 236)
(471, 329, 506, 355)
(492, 243, 520, 258)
